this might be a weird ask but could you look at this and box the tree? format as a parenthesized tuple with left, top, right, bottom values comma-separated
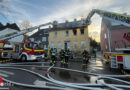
(89, 37, 101, 51)
(19, 20, 32, 30)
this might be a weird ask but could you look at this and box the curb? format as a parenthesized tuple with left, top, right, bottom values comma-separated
(121, 69, 130, 79)
(0, 59, 13, 63)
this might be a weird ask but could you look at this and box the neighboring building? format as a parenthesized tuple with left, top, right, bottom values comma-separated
(0, 22, 3, 27)
(49, 19, 90, 52)
(100, 17, 130, 52)
(0, 23, 20, 31)
(28, 28, 49, 49)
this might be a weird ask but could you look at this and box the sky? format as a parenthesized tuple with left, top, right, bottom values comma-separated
(0, 0, 130, 42)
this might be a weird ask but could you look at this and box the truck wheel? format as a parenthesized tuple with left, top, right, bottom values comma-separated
(21, 55, 27, 62)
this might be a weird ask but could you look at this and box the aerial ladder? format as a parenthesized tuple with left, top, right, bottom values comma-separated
(86, 9, 130, 25)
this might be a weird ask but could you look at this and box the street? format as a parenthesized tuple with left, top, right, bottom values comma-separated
(0, 53, 129, 90)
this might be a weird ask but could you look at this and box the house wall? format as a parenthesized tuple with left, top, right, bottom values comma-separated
(49, 27, 90, 52)
(100, 19, 130, 53)
(100, 20, 110, 52)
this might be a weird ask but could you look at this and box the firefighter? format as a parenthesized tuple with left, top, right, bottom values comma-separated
(59, 49, 65, 64)
(49, 48, 53, 64)
(93, 48, 97, 58)
(82, 49, 89, 66)
(51, 48, 57, 64)
(64, 49, 70, 65)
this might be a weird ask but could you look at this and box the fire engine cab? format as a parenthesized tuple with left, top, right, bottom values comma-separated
(12, 41, 44, 61)
(1, 41, 44, 61)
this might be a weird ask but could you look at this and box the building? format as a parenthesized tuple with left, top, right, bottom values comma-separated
(49, 19, 90, 52)
(0, 23, 20, 31)
(28, 28, 49, 49)
(100, 17, 130, 52)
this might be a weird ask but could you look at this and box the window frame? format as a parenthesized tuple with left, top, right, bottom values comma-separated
(80, 28, 84, 35)
(66, 30, 69, 37)
(73, 28, 77, 36)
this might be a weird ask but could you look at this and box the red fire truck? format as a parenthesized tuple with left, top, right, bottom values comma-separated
(0, 22, 51, 61)
(104, 32, 130, 70)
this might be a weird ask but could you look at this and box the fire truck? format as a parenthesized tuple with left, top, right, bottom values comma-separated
(109, 32, 130, 70)
(85, 9, 130, 70)
(0, 22, 51, 61)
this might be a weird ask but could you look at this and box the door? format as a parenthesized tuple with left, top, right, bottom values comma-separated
(13, 43, 23, 59)
(13, 44, 19, 59)
(64, 41, 70, 50)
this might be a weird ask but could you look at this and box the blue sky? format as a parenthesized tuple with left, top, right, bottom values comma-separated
(0, 0, 130, 42)
(0, 0, 130, 25)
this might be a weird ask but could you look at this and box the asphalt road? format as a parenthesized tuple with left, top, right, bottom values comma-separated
(0, 54, 129, 90)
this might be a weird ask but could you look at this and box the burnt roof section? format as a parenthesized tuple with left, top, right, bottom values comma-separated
(50, 19, 87, 31)
(0, 23, 20, 31)
(110, 24, 130, 30)
(29, 28, 49, 38)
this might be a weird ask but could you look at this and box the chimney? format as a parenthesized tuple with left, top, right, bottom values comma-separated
(65, 20, 69, 23)
(53, 20, 58, 28)
(74, 18, 77, 22)
(38, 27, 40, 31)
(49, 25, 51, 28)
(6, 23, 10, 26)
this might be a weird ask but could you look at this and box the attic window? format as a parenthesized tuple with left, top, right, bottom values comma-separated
(73, 28, 77, 35)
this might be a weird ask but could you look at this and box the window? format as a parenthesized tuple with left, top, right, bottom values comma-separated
(42, 37, 47, 41)
(37, 40, 41, 42)
(54, 32, 57, 37)
(73, 42, 78, 49)
(58, 43, 62, 48)
(73, 28, 77, 35)
(26, 43, 32, 49)
(51, 43, 54, 48)
(104, 33, 107, 39)
(44, 30, 48, 34)
(44, 45, 47, 49)
(66, 31, 69, 36)
(65, 41, 70, 49)
(81, 41, 86, 49)
(80, 28, 84, 35)
(29, 38, 34, 41)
